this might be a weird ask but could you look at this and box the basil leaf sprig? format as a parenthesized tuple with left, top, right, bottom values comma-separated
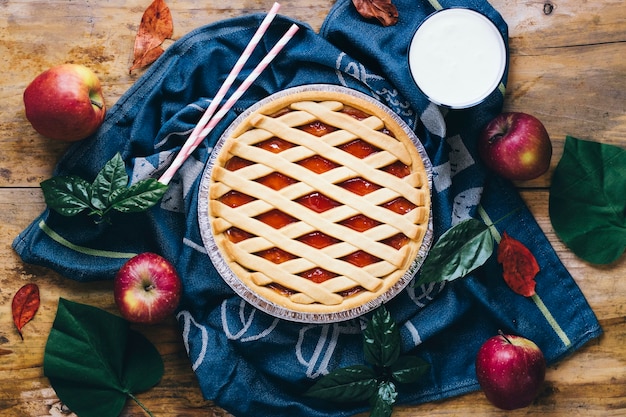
(305, 305, 429, 417)
(413, 218, 495, 287)
(41, 153, 168, 223)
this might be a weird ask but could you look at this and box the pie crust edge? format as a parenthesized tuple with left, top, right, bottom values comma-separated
(199, 84, 433, 322)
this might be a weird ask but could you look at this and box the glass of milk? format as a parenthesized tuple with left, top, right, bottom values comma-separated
(408, 8, 507, 109)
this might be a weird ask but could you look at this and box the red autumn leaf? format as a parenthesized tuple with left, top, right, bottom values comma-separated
(497, 232, 540, 297)
(129, 0, 173, 73)
(12, 283, 40, 340)
(352, 0, 399, 27)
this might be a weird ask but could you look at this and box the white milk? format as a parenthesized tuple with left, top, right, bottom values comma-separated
(408, 8, 506, 109)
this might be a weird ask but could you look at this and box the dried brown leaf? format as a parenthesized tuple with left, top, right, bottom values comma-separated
(130, 0, 173, 73)
(352, 0, 399, 27)
(129, 46, 166, 74)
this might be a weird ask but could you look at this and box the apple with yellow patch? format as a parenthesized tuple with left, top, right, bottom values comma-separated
(478, 112, 552, 181)
(23, 63, 106, 141)
(114, 253, 182, 324)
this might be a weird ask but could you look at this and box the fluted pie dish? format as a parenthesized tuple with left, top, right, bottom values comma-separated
(199, 85, 433, 323)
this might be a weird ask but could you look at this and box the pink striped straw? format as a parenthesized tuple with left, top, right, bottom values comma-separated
(159, 4, 299, 185)
(190, 24, 299, 145)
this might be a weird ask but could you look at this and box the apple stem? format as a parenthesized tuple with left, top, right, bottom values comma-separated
(127, 392, 155, 417)
(488, 133, 505, 144)
(498, 329, 513, 344)
(90, 99, 104, 110)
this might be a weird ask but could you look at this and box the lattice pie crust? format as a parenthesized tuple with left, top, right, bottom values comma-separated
(207, 86, 431, 318)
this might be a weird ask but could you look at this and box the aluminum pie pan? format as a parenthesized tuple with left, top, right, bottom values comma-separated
(197, 84, 434, 324)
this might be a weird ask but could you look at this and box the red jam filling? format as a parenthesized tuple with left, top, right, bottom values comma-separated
(218, 106, 415, 298)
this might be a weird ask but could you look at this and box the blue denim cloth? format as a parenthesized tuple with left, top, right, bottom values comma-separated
(13, 0, 601, 416)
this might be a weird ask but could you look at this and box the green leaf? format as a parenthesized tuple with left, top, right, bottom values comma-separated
(390, 355, 430, 384)
(370, 381, 396, 417)
(110, 179, 168, 213)
(305, 365, 377, 402)
(40, 153, 169, 223)
(44, 299, 163, 417)
(549, 136, 626, 264)
(41, 175, 92, 216)
(363, 306, 401, 368)
(91, 153, 130, 210)
(414, 218, 494, 287)
(302, 305, 429, 416)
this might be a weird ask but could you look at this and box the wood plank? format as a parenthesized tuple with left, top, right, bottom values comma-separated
(1, 0, 625, 416)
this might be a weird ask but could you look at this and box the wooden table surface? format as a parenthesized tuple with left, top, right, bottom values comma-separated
(1, 0, 625, 416)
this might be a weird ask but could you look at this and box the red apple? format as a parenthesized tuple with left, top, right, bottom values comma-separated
(478, 112, 552, 181)
(475, 332, 546, 410)
(114, 253, 182, 324)
(23, 63, 106, 142)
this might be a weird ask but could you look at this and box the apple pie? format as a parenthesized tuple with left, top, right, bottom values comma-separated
(201, 85, 432, 322)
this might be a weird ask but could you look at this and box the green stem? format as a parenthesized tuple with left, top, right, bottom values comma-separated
(477, 204, 524, 244)
(427, 0, 443, 10)
(482, 204, 524, 229)
(531, 293, 572, 347)
(127, 392, 155, 417)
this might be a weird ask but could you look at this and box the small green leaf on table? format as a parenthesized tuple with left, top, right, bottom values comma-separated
(363, 305, 401, 368)
(91, 152, 130, 209)
(41, 153, 168, 223)
(371, 381, 396, 417)
(390, 355, 430, 384)
(413, 218, 495, 287)
(40, 176, 92, 216)
(110, 178, 171, 213)
(305, 305, 429, 417)
(44, 298, 164, 417)
(304, 365, 378, 402)
(549, 136, 626, 264)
